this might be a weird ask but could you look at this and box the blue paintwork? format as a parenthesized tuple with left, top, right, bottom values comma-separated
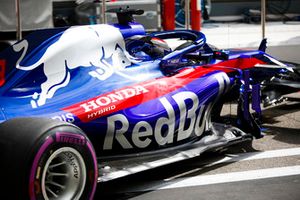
(0, 22, 289, 156)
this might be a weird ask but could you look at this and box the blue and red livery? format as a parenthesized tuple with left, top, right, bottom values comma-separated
(0, 8, 299, 200)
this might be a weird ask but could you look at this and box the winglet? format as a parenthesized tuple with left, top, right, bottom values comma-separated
(258, 38, 267, 52)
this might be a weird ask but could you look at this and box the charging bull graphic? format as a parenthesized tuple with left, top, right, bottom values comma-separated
(13, 24, 132, 108)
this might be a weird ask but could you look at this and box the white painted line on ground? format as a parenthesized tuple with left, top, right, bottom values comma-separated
(164, 147, 300, 181)
(160, 165, 300, 190)
(213, 147, 300, 165)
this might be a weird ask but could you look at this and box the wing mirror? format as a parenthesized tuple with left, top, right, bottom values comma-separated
(213, 50, 229, 60)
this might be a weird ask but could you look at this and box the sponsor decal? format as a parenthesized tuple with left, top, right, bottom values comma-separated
(103, 91, 207, 150)
(52, 113, 75, 123)
(63, 71, 230, 150)
(13, 24, 133, 108)
(63, 85, 150, 122)
(101, 72, 230, 150)
(56, 132, 86, 146)
(63, 67, 219, 122)
(64, 152, 80, 179)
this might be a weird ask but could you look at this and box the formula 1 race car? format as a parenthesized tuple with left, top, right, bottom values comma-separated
(0, 8, 299, 200)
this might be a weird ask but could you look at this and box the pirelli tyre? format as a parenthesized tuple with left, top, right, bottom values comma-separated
(0, 118, 98, 200)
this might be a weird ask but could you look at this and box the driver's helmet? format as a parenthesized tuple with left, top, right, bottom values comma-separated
(126, 35, 171, 60)
(146, 37, 171, 58)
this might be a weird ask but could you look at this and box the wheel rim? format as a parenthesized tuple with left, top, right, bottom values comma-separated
(41, 147, 86, 200)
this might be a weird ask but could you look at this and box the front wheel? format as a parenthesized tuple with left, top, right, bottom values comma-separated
(0, 118, 98, 200)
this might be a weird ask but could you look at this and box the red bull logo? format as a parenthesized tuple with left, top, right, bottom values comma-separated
(13, 24, 133, 108)
(103, 91, 208, 150)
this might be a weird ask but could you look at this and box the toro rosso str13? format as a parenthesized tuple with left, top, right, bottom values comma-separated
(0, 8, 299, 200)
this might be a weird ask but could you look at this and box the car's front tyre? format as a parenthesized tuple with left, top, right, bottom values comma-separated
(0, 118, 98, 200)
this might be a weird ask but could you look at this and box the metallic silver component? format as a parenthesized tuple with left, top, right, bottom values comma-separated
(15, 0, 22, 40)
(185, 0, 190, 30)
(41, 147, 86, 200)
(263, 96, 288, 107)
(261, 0, 266, 39)
(101, 0, 106, 24)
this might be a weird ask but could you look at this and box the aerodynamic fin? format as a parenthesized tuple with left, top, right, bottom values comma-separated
(258, 38, 267, 52)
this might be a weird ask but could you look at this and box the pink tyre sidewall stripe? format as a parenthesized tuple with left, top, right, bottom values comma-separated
(28, 132, 98, 200)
